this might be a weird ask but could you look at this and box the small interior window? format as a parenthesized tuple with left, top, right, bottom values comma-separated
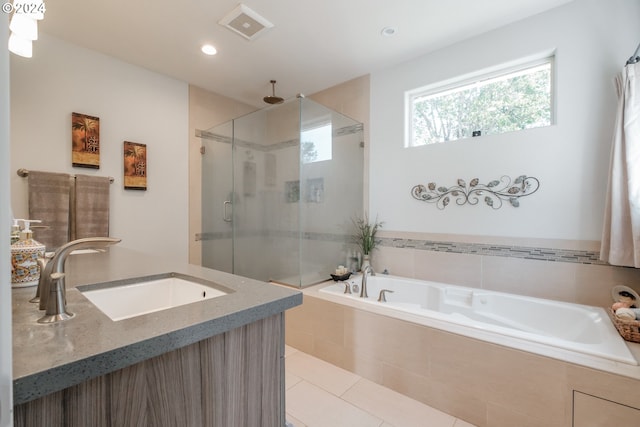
(301, 123, 332, 163)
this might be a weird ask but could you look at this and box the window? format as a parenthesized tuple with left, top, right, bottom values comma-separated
(406, 57, 553, 147)
(301, 122, 332, 163)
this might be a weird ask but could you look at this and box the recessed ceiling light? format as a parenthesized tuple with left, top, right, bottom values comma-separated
(201, 44, 217, 55)
(381, 26, 397, 37)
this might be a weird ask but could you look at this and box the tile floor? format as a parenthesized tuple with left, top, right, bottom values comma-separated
(285, 345, 477, 427)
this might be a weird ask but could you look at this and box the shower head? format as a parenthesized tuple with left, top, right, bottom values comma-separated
(263, 80, 284, 104)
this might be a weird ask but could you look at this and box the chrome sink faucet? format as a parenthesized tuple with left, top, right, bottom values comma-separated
(37, 237, 121, 324)
(360, 264, 374, 299)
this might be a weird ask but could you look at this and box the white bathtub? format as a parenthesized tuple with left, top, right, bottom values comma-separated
(318, 274, 637, 365)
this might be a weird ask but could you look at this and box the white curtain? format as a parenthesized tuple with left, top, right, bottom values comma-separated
(601, 62, 640, 267)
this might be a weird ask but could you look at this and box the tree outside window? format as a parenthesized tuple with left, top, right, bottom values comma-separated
(407, 60, 553, 146)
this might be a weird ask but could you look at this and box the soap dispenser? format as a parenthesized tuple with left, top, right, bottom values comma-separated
(11, 219, 46, 288)
(10, 219, 20, 244)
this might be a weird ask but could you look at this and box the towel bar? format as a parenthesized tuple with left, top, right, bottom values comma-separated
(17, 168, 114, 184)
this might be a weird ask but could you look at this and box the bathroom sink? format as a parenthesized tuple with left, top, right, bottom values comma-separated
(78, 273, 231, 321)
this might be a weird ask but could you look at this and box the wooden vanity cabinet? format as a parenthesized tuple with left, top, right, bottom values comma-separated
(14, 314, 284, 427)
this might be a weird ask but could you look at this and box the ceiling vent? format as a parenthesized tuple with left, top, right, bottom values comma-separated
(218, 4, 274, 41)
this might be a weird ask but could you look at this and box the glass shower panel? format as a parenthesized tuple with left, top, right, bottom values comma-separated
(298, 98, 364, 287)
(201, 121, 233, 274)
(232, 100, 301, 283)
(201, 96, 364, 288)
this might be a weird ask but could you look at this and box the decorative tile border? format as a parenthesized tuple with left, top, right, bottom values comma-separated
(196, 231, 607, 265)
(196, 123, 363, 153)
(378, 237, 607, 265)
(196, 230, 350, 243)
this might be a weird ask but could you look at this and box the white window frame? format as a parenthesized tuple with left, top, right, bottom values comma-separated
(405, 53, 556, 147)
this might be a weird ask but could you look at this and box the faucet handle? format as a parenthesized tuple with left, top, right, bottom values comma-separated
(38, 272, 75, 324)
(30, 254, 51, 304)
(377, 289, 394, 302)
(342, 282, 352, 294)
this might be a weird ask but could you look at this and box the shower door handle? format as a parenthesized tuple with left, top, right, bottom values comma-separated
(223, 200, 232, 223)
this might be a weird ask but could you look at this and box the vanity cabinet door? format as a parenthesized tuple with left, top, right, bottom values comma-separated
(573, 391, 640, 427)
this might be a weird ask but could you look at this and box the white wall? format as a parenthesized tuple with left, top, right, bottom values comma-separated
(10, 34, 189, 261)
(370, 0, 640, 241)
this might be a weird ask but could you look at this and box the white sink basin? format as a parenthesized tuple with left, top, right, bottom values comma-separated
(79, 274, 229, 321)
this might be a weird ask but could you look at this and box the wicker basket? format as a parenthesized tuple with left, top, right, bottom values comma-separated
(608, 307, 640, 343)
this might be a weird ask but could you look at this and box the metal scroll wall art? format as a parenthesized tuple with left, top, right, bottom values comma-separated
(411, 175, 540, 209)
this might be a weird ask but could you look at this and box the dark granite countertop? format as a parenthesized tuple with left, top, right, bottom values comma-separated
(12, 246, 302, 405)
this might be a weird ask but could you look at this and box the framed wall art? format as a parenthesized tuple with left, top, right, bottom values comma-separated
(123, 141, 147, 190)
(72, 112, 100, 169)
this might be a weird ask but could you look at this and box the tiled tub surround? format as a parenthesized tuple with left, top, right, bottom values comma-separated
(199, 229, 640, 305)
(286, 284, 640, 427)
(373, 231, 640, 308)
(379, 237, 603, 265)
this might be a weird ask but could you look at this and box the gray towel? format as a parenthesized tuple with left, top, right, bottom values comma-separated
(73, 174, 110, 239)
(28, 171, 72, 251)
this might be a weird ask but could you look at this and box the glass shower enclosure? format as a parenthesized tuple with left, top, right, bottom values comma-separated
(200, 96, 364, 287)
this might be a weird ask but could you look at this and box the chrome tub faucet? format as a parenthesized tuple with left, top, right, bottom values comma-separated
(360, 264, 374, 299)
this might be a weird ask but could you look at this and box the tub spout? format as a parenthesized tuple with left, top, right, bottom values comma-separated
(37, 237, 121, 324)
(360, 265, 374, 299)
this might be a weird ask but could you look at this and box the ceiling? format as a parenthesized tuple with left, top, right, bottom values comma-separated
(38, 0, 574, 107)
